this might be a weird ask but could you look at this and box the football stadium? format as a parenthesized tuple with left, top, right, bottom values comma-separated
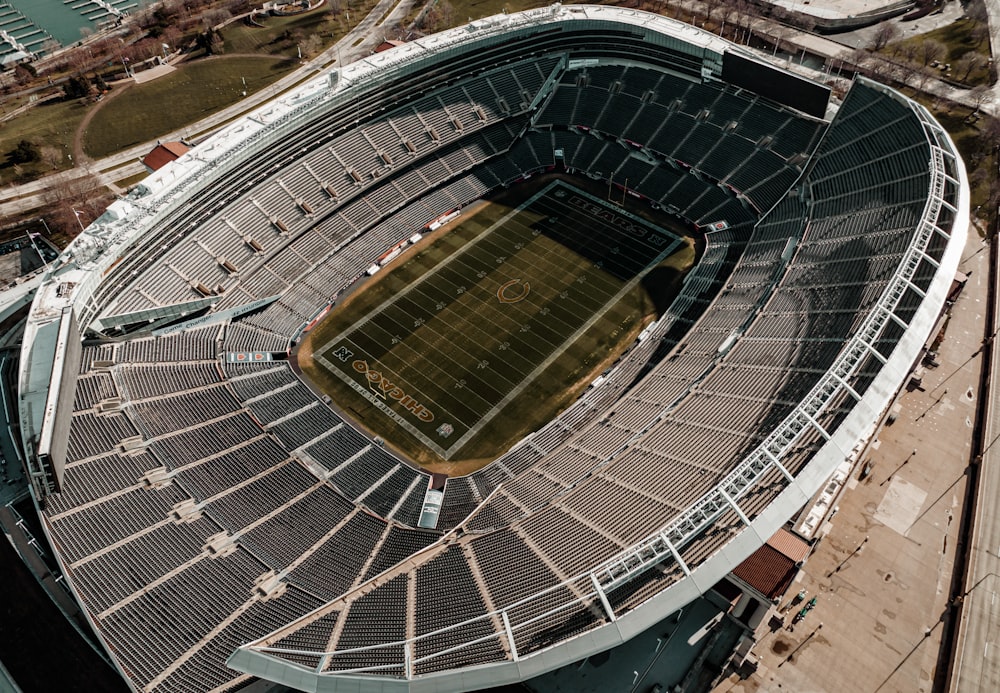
(14, 4, 967, 692)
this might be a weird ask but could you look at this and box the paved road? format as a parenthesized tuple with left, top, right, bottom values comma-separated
(0, 0, 417, 218)
(950, 239, 1000, 692)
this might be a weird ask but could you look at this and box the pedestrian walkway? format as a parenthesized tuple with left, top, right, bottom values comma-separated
(131, 62, 175, 84)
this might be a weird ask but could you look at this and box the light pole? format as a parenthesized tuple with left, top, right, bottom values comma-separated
(72, 209, 87, 234)
(27, 225, 47, 266)
(119, 38, 132, 78)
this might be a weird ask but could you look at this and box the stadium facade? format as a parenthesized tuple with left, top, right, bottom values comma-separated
(15, 5, 966, 692)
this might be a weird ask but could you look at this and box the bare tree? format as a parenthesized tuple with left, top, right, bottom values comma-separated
(868, 22, 899, 52)
(40, 38, 61, 56)
(437, 0, 455, 29)
(913, 65, 935, 90)
(419, 0, 455, 33)
(731, 0, 757, 44)
(383, 22, 408, 42)
(987, 178, 1000, 225)
(160, 25, 182, 54)
(954, 51, 987, 83)
(12, 64, 34, 87)
(880, 59, 906, 84)
(969, 164, 1000, 226)
(40, 146, 63, 170)
(894, 57, 922, 86)
(971, 22, 990, 49)
(899, 40, 920, 65)
(300, 33, 323, 58)
(917, 39, 947, 67)
(953, 53, 974, 83)
(968, 0, 989, 24)
(970, 84, 992, 115)
(717, 1, 737, 34)
(203, 8, 231, 29)
(207, 30, 225, 55)
(67, 47, 92, 74)
(766, 24, 789, 57)
(847, 48, 873, 76)
(91, 37, 115, 60)
(970, 165, 991, 194)
(980, 114, 1000, 151)
(41, 170, 110, 239)
(702, 0, 723, 21)
(862, 54, 897, 82)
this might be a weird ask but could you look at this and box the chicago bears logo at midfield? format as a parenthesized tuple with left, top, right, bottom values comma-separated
(351, 358, 434, 423)
(497, 278, 530, 304)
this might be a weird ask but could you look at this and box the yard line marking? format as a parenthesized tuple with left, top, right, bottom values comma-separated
(312, 179, 684, 459)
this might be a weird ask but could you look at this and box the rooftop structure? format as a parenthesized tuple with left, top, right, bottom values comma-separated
(141, 141, 191, 173)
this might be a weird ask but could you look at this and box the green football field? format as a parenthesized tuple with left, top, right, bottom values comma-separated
(303, 179, 688, 465)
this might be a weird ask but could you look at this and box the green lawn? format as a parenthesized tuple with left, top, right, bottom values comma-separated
(0, 97, 88, 182)
(113, 171, 151, 190)
(223, 0, 380, 58)
(417, 0, 621, 32)
(439, 0, 548, 22)
(885, 18, 993, 87)
(82, 56, 294, 158)
(934, 108, 994, 229)
(300, 177, 692, 472)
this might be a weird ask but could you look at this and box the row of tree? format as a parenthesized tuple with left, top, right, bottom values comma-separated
(867, 14, 992, 87)
(40, 169, 110, 243)
(28, 0, 253, 81)
(1, 139, 112, 239)
(4, 139, 65, 181)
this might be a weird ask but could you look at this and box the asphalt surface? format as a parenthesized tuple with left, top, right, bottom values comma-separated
(949, 236, 1000, 692)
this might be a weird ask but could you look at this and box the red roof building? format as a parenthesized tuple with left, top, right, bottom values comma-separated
(375, 40, 407, 53)
(767, 527, 810, 563)
(142, 141, 190, 172)
(731, 544, 798, 601)
(730, 529, 810, 601)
